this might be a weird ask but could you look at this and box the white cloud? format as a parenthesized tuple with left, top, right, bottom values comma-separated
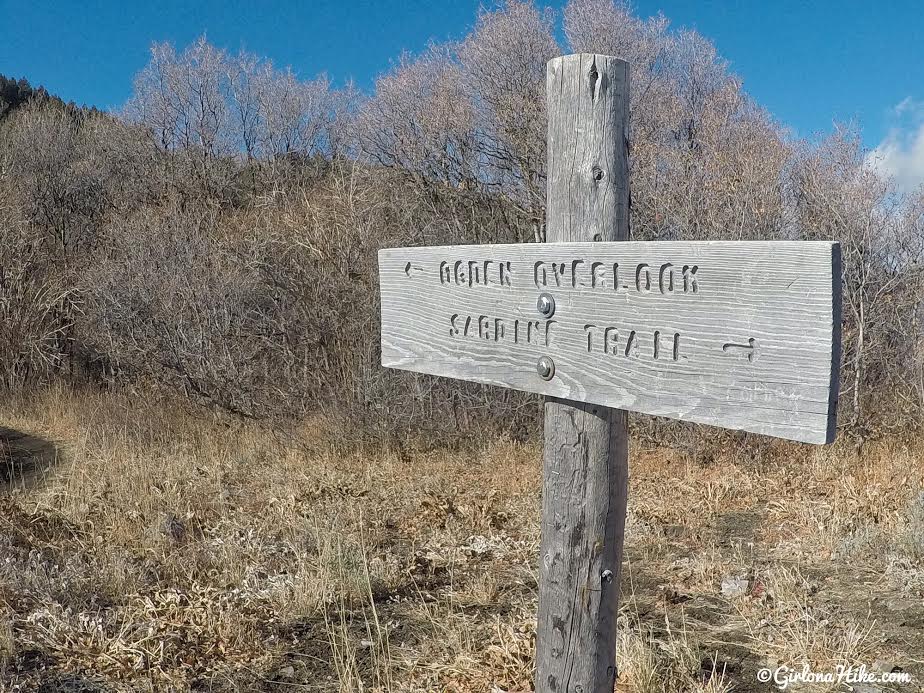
(867, 97, 924, 194)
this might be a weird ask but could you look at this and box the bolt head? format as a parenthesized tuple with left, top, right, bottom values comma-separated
(537, 356, 555, 380)
(537, 293, 556, 318)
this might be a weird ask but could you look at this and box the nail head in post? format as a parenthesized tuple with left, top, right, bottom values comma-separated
(537, 293, 556, 318)
(537, 356, 555, 381)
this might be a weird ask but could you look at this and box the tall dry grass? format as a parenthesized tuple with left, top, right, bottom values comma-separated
(1, 387, 921, 690)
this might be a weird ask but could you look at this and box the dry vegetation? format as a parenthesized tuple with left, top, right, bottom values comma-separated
(2, 0, 924, 690)
(1, 388, 923, 691)
(2, 0, 923, 435)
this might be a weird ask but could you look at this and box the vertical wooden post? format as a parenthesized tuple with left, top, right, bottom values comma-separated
(536, 54, 630, 693)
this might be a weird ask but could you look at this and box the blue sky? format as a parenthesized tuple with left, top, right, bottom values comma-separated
(2, 0, 922, 187)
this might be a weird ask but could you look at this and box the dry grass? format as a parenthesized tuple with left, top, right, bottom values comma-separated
(0, 387, 922, 691)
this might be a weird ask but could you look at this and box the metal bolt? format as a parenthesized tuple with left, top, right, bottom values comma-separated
(537, 293, 556, 318)
(537, 356, 555, 380)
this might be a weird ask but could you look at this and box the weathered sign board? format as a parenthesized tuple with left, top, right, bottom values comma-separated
(380, 240, 841, 444)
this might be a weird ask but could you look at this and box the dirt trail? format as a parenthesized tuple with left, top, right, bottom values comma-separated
(0, 425, 60, 489)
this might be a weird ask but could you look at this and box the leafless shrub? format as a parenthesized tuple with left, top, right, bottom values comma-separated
(457, 0, 558, 240)
(237, 163, 538, 439)
(126, 36, 345, 200)
(567, 0, 790, 244)
(2, 3, 924, 442)
(0, 204, 71, 390)
(792, 129, 924, 435)
(356, 1, 556, 243)
(79, 203, 271, 414)
(125, 37, 238, 199)
(356, 46, 479, 189)
(72, 160, 535, 438)
(2, 100, 107, 262)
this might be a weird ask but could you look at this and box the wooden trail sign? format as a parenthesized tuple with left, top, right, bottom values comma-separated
(379, 240, 841, 444)
(377, 53, 841, 693)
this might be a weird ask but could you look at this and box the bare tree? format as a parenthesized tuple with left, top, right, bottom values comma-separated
(2, 100, 106, 261)
(255, 67, 331, 159)
(458, 0, 559, 241)
(791, 128, 924, 434)
(566, 0, 790, 244)
(226, 49, 262, 163)
(356, 45, 479, 189)
(128, 36, 340, 196)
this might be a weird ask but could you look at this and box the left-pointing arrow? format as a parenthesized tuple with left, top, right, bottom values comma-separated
(404, 262, 425, 278)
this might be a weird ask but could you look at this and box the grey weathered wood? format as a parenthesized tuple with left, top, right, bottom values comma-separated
(378, 239, 842, 444)
(538, 52, 630, 693)
(375, 51, 843, 693)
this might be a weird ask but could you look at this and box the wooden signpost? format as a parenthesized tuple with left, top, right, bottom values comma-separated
(377, 54, 841, 692)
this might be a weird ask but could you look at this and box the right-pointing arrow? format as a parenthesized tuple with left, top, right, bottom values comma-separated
(722, 337, 758, 363)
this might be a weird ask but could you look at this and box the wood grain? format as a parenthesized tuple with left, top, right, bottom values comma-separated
(538, 52, 630, 693)
(379, 239, 842, 444)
